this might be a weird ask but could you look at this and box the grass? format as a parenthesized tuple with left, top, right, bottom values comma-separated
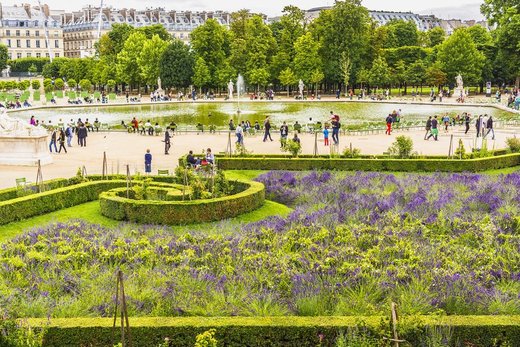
(226, 170, 267, 180)
(0, 199, 292, 244)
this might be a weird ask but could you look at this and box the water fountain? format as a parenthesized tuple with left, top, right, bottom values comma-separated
(0, 109, 52, 165)
(236, 74, 244, 114)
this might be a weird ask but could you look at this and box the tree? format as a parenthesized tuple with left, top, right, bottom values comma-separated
(384, 20, 419, 48)
(17, 80, 30, 91)
(393, 60, 407, 94)
(192, 57, 211, 93)
(244, 15, 276, 86)
(0, 44, 7, 72)
(31, 80, 40, 90)
(340, 52, 353, 93)
(357, 68, 370, 89)
(279, 67, 298, 97)
(309, 0, 371, 84)
(293, 32, 322, 84)
(79, 79, 92, 92)
(138, 24, 171, 41)
(248, 68, 270, 92)
(67, 78, 77, 89)
(116, 31, 146, 87)
(28, 64, 38, 76)
(97, 23, 135, 57)
(436, 28, 485, 85)
(310, 69, 325, 96)
(406, 60, 427, 90)
(43, 78, 53, 93)
(369, 55, 390, 89)
(426, 27, 446, 47)
(138, 34, 168, 86)
(425, 64, 447, 89)
(54, 78, 64, 90)
(191, 19, 228, 86)
(106, 79, 116, 92)
(160, 39, 194, 89)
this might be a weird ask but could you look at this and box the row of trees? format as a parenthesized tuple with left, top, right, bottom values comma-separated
(1, 0, 518, 94)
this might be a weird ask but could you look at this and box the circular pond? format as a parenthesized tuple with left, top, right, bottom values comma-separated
(10, 101, 516, 129)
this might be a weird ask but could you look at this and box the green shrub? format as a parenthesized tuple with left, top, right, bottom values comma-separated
(388, 135, 414, 158)
(283, 140, 302, 158)
(454, 139, 467, 159)
(99, 180, 265, 225)
(31, 80, 40, 91)
(506, 137, 520, 153)
(67, 78, 77, 89)
(342, 147, 361, 158)
(54, 78, 64, 90)
(194, 329, 217, 347)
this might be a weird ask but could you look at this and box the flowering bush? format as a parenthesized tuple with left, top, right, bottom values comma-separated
(0, 171, 519, 319)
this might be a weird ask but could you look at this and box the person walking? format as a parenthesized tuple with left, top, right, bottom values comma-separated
(331, 112, 340, 145)
(443, 114, 450, 133)
(280, 121, 289, 148)
(144, 149, 152, 174)
(385, 114, 393, 135)
(484, 116, 495, 140)
(164, 127, 171, 155)
(427, 116, 439, 141)
(464, 113, 471, 134)
(58, 129, 67, 153)
(49, 128, 58, 152)
(263, 116, 273, 142)
(475, 115, 482, 137)
(424, 116, 432, 140)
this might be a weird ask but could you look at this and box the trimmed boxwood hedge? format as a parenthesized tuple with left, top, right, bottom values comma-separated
(0, 180, 128, 225)
(99, 180, 265, 225)
(26, 316, 520, 347)
(0, 178, 70, 202)
(214, 153, 520, 172)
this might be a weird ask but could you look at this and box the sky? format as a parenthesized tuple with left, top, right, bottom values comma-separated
(32, 0, 485, 20)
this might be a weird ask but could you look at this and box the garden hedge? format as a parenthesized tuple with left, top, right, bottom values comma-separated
(0, 180, 127, 225)
(0, 178, 70, 202)
(214, 153, 520, 172)
(99, 180, 265, 225)
(26, 316, 520, 347)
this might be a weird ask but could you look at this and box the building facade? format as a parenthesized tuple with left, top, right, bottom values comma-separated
(61, 6, 231, 58)
(0, 3, 63, 60)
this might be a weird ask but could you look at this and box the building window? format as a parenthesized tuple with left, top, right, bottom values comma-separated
(6, 30, 10, 36)
(36, 53, 41, 58)
(26, 30, 30, 36)
(15, 30, 20, 36)
(16, 39, 21, 48)
(55, 53, 59, 57)
(35, 30, 39, 36)
(17, 53, 22, 59)
(36, 40, 40, 48)
(54, 31, 58, 38)
(26, 53, 31, 57)
(6, 39, 11, 47)
(25, 39, 30, 48)
(54, 40, 59, 48)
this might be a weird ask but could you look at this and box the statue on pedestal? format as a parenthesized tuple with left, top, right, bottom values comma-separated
(228, 80, 234, 99)
(298, 79, 305, 99)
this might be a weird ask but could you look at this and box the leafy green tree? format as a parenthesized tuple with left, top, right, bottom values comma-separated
(106, 79, 116, 92)
(79, 79, 92, 92)
(248, 68, 270, 91)
(384, 20, 419, 48)
(216, 59, 236, 90)
(466, 25, 493, 46)
(97, 23, 135, 57)
(54, 78, 64, 90)
(436, 28, 485, 85)
(17, 80, 30, 90)
(293, 32, 322, 84)
(28, 63, 38, 75)
(160, 39, 194, 89)
(43, 78, 53, 93)
(425, 64, 447, 89)
(31, 80, 40, 90)
(138, 34, 168, 86)
(138, 24, 171, 41)
(67, 78, 77, 89)
(42, 58, 67, 79)
(116, 31, 146, 87)
(393, 60, 407, 94)
(190, 19, 227, 86)
(279, 67, 298, 96)
(192, 57, 211, 93)
(357, 68, 370, 89)
(309, 0, 371, 84)
(229, 10, 251, 75)
(244, 15, 276, 85)
(310, 69, 325, 95)
(369, 55, 390, 88)
(340, 52, 353, 92)
(426, 27, 446, 47)
(0, 44, 7, 72)
(406, 60, 427, 89)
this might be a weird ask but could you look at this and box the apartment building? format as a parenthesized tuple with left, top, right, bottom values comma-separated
(61, 6, 231, 58)
(0, 3, 63, 59)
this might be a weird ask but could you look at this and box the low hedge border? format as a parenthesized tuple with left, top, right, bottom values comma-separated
(99, 180, 265, 225)
(0, 178, 71, 202)
(214, 153, 520, 172)
(26, 316, 520, 347)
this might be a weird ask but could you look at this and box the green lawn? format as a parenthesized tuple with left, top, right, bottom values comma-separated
(0, 199, 292, 244)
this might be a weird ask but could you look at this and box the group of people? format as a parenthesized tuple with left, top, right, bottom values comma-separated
(384, 110, 402, 135)
(423, 113, 495, 141)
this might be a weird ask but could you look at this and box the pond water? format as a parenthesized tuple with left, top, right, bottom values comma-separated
(10, 101, 516, 129)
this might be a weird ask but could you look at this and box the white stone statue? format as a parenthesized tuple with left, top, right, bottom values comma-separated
(456, 74, 463, 89)
(298, 79, 305, 98)
(228, 80, 234, 99)
(157, 77, 163, 92)
(1, 65, 10, 78)
(454, 74, 466, 99)
(0, 109, 47, 137)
